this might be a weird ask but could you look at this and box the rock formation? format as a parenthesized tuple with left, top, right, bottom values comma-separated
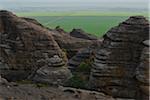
(20, 21, 98, 59)
(68, 40, 101, 72)
(89, 16, 149, 99)
(68, 47, 95, 72)
(0, 10, 71, 85)
(70, 29, 97, 40)
(22, 17, 44, 27)
(135, 40, 149, 100)
(0, 84, 117, 100)
(0, 10, 149, 100)
(49, 27, 97, 58)
(0, 75, 8, 85)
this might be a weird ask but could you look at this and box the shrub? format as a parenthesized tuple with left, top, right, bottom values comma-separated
(77, 62, 91, 73)
(64, 74, 87, 89)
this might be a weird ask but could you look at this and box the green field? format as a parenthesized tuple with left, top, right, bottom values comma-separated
(30, 16, 127, 37)
(17, 12, 148, 37)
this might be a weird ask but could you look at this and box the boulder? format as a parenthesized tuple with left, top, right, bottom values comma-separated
(89, 16, 149, 99)
(32, 66, 72, 85)
(0, 10, 71, 85)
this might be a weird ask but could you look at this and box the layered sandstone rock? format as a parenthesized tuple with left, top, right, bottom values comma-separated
(0, 75, 8, 85)
(49, 27, 97, 58)
(89, 16, 149, 99)
(22, 17, 44, 27)
(68, 40, 101, 72)
(135, 40, 149, 100)
(0, 10, 71, 85)
(0, 84, 117, 100)
(22, 20, 98, 59)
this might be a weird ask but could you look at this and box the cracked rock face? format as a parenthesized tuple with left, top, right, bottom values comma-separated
(0, 10, 71, 85)
(89, 16, 149, 99)
(135, 40, 149, 100)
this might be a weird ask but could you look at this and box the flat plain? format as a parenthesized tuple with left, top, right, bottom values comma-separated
(17, 12, 148, 37)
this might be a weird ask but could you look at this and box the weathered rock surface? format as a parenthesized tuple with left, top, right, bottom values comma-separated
(70, 29, 97, 40)
(0, 75, 8, 85)
(0, 10, 149, 100)
(0, 83, 135, 100)
(0, 10, 71, 85)
(89, 16, 149, 99)
(22, 17, 44, 27)
(68, 40, 102, 72)
(135, 40, 149, 100)
(50, 27, 97, 58)
(22, 20, 98, 59)
(32, 65, 72, 85)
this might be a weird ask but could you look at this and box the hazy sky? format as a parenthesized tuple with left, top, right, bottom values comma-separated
(0, 0, 149, 12)
(0, 0, 148, 3)
(0, 0, 148, 2)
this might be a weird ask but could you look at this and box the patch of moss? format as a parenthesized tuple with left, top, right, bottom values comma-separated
(77, 62, 91, 73)
(64, 74, 88, 89)
(34, 83, 49, 88)
(62, 48, 67, 53)
(16, 80, 49, 88)
(65, 57, 94, 89)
